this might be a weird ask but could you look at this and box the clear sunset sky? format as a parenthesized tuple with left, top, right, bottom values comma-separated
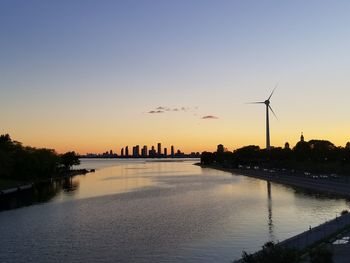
(1, 1, 350, 154)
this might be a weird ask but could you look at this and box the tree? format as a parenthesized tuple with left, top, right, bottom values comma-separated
(60, 151, 80, 170)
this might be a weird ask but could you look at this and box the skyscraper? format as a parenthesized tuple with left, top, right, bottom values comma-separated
(164, 147, 167, 157)
(125, 146, 129, 157)
(149, 146, 156, 157)
(121, 148, 124, 157)
(142, 145, 148, 157)
(171, 145, 174, 157)
(157, 143, 161, 156)
(133, 145, 140, 157)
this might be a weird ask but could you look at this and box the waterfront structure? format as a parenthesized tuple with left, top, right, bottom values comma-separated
(164, 148, 167, 157)
(121, 148, 124, 157)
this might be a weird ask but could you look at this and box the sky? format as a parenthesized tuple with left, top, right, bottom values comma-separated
(1, 0, 350, 154)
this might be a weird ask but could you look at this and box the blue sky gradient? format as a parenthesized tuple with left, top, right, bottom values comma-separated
(1, 1, 350, 153)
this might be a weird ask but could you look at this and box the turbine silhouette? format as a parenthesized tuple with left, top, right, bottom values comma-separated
(248, 86, 278, 150)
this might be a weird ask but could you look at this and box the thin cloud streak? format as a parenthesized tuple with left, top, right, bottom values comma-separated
(202, 115, 219, 119)
(148, 110, 164, 114)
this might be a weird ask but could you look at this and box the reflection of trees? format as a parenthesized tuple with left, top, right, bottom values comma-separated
(0, 176, 81, 211)
(62, 177, 80, 192)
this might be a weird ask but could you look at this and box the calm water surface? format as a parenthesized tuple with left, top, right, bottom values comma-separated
(0, 159, 349, 262)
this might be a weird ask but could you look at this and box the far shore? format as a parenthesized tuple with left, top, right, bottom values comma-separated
(196, 163, 350, 199)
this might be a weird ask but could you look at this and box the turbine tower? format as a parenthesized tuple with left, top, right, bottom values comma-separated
(248, 87, 278, 150)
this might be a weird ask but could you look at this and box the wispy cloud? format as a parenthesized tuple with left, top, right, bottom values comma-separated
(148, 106, 197, 114)
(202, 115, 219, 119)
(148, 110, 164, 114)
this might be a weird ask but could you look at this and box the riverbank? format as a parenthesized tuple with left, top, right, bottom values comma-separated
(234, 212, 350, 262)
(0, 169, 93, 193)
(197, 163, 350, 262)
(197, 163, 350, 198)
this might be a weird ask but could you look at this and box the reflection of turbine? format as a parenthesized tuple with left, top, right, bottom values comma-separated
(248, 86, 278, 150)
(267, 181, 274, 241)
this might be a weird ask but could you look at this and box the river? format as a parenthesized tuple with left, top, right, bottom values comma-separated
(0, 159, 349, 262)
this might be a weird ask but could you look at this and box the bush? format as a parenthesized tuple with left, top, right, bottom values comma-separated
(241, 242, 301, 263)
(309, 246, 333, 263)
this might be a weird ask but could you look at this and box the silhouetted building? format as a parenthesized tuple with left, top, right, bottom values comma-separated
(110, 150, 113, 155)
(142, 145, 148, 157)
(300, 132, 305, 142)
(125, 146, 129, 157)
(149, 146, 156, 157)
(164, 147, 167, 157)
(175, 149, 185, 157)
(157, 143, 161, 156)
(132, 145, 140, 157)
(217, 144, 224, 153)
(171, 145, 175, 157)
(121, 148, 124, 157)
(284, 142, 290, 150)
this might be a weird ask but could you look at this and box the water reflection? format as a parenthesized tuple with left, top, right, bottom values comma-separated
(0, 159, 349, 263)
(267, 181, 275, 241)
(0, 177, 80, 211)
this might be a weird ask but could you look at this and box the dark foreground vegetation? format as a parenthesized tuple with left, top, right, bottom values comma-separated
(202, 140, 350, 175)
(0, 134, 81, 186)
(241, 241, 333, 263)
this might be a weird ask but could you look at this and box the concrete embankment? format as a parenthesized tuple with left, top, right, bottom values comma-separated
(234, 213, 350, 262)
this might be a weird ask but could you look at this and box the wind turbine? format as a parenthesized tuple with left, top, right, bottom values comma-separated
(248, 87, 278, 150)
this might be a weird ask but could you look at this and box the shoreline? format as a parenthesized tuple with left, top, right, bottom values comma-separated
(196, 163, 350, 199)
(197, 163, 350, 262)
(0, 169, 93, 194)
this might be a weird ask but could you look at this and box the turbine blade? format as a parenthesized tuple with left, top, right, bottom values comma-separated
(268, 84, 278, 100)
(246, 101, 265, 104)
(269, 105, 278, 120)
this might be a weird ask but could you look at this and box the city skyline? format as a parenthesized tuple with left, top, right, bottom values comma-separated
(84, 142, 200, 158)
(2, 1, 350, 154)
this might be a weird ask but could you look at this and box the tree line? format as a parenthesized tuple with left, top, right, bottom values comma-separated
(201, 139, 350, 175)
(0, 134, 80, 181)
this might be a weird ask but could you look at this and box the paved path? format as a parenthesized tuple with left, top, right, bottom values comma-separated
(279, 213, 350, 250)
(234, 212, 350, 262)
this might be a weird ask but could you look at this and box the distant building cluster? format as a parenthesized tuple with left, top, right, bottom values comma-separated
(120, 143, 200, 158)
(84, 143, 201, 158)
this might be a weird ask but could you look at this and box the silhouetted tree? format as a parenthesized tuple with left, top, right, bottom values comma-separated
(293, 141, 311, 162)
(201, 151, 215, 165)
(242, 242, 301, 263)
(309, 246, 333, 263)
(0, 134, 79, 181)
(60, 151, 80, 170)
